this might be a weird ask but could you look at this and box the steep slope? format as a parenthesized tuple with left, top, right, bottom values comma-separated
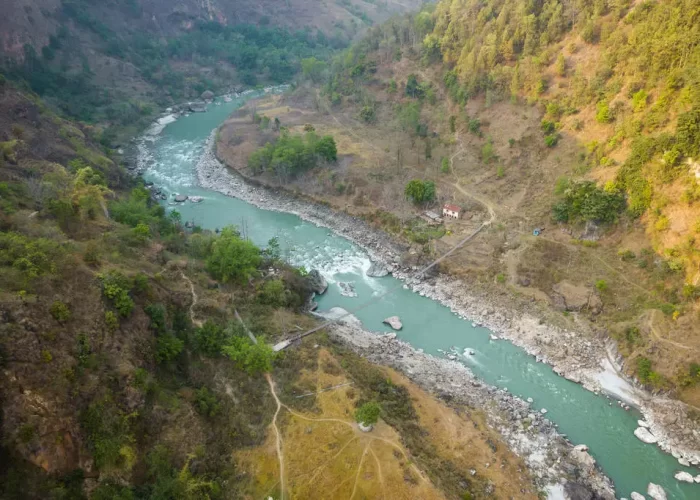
(0, 0, 425, 140)
(215, 0, 700, 408)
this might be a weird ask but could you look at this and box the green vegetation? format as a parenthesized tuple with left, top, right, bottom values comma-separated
(552, 181, 625, 224)
(49, 300, 71, 323)
(206, 226, 262, 284)
(248, 131, 337, 179)
(355, 401, 382, 425)
(99, 271, 135, 317)
(221, 337, 276, 375)
(404, 179, 436, 205)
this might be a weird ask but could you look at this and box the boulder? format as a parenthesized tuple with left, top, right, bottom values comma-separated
(383, 316, 403, 330)
(674, 471, 694, 483)
(201, 90, 214, 100)
(647, 483, 667, 500)
(637, 420, 650, 428)
(695, 475, 700, 483)
(570, 446, 595, 471)
(189, 196, 204, 203)
(358, 422, 373, 432)
(630, 493, 645, 500)
(366, 261, 389, 277)
(338, 282, 357, 297)
(551, 281, 602, 313)
(174, 194, 188, 202)
(307, 270, 328, 295)
(634, 427, 658, 444)
(188, 101, 207, 113)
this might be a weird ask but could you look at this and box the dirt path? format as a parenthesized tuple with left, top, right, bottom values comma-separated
(645, 309, 698, 352)
(266, 373, 286, 500)
(180, 271, 204, 328)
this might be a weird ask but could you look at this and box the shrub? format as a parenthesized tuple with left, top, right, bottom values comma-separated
(541, 120, 556, 134)
(481, 140, 495, 163)
(193, 321, 230, 357)
(105, 311, 119, 332)
(99, 271, 134, 317)
(496, 166, 505, 178)
(81, 395, 133, 471)
(206, 227, 262, 284)
(544, 134, 559, 147)
(257, 279, 288, 307)
(404, 180, 436, 204)
(552, 181, 625, 224)
(50, 300, 71, 323)
(221, 337, 276, 375)
(595, 279, 608, 292)
(441, 157, 449, 174)
(359, 105, 376, 123)
(41, 349, 53, 363)
(156, 334, 184, 364)
(84, 242, 100, 265)
(595, 101, 613, 123)
(355, 401, 382, 425)
(618, 249, 636, 261)
(194, 387, 221, 418)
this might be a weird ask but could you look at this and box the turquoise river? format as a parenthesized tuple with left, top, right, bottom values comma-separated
(140, 91, 696, 499)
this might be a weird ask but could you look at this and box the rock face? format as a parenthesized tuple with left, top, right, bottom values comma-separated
(174, 194, 188, 202)
(383, 316, 403, 330)
(674, 471, 694, 483)
(307, 270, 328, 295)
(551, 281, 602, 314)
(366, 261, 389, 277)
(647, 483, 667, 500)
(201, 90, 214, 101)
(570, 445, 596, 472)
(634, 427, 658, 444)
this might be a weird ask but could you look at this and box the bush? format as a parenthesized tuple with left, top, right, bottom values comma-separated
(595, 101, 613, 123)
(221, 336, 276, 375)
(544, 134, 559, 147)
(404, 180, 436, 204)
(50, 300, 71, 323)
(192, 321, 230, 356)
(552, 181, 625, 224)
(105, 311, 118, 332)
(359, 105, 376, 123)
(257, 279, 288, 307)
(206, 226, 262, 284)
(595, 279, 608, 292)
(156, 334, 184, 364)
(441, 157, 450, 174)
(355, 401, 381, 425)
(81, 395, 133, 471)
(98, 271, 134, 317)
(194, 387, 221, 418)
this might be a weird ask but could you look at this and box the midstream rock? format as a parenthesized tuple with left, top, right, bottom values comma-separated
(366, 261, 389, 277)
(382, 316, 403, 330)
(647, 482, 667, 500)
(635, 427, 658, 444)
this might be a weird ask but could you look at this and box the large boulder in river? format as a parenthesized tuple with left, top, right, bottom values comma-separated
(174, 194, 188, 202)
(201, 90, 214, 101)
(551, 281, 602, 314)
(383, 316, 403, 330)
(634, 427, 658, 444)
(366, 261, 389, 277)
(647, 483, 667, 500)
(630, 493, 645, 500)
(674, 471, 694, 483)
(188, 101, 207, 113)
(307, 270, 328, 295)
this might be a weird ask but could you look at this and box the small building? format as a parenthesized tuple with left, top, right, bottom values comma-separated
(423, 210, 443, 224)
(442, 203, 462, 219)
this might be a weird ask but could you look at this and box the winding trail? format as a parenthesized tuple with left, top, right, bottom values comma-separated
(265, 373, 286, 500)
(180, 271, 203, 328)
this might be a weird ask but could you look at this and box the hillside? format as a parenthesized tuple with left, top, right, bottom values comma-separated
(0, 0, 425, 142)
(214, 0, 700, 408)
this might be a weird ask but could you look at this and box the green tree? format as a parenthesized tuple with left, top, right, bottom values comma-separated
(405, 180, 436, 204)
(315, 135, 338, 162)
(50, 300, 71, 323)
(355, 401, 381, 425)
(206, 227, 262, 284)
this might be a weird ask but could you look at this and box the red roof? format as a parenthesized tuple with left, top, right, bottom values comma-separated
(443, 204, 461, 212)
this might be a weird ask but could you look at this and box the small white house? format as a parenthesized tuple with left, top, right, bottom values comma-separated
(442, 203, 462, 219)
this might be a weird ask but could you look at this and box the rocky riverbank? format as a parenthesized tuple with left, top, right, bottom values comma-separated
(195, 127, 700, 480)
(325, 308, 615, 498)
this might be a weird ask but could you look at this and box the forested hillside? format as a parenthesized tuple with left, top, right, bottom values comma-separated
(0, 0, 424, 142)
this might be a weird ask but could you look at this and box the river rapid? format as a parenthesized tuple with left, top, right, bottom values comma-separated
(136, 90, 698, 499)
